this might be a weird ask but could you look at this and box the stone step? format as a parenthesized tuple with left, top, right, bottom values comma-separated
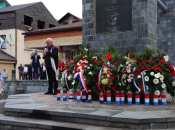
(0, 114, 121, 130)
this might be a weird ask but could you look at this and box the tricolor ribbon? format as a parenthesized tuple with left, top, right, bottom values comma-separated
(73, 72, 88, 93)
(97, 66, 104, 91)
(132, 68, 141, 92)
(141, 70, 147, 95)
(64, 70, 69, 90)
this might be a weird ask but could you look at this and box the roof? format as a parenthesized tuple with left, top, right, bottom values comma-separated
(0, 50, 17, 62)
(23, 21, 82, 35)
(58, 12, 82, 24)
(0, 2, 40, 13)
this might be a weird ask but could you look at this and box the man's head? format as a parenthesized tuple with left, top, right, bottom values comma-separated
(60, 60, 63, 64)
(20, 64, 22, 67)
(3, 69, 6, 72)
(34, 50, 38, 55)
(46, 38, 53, 47)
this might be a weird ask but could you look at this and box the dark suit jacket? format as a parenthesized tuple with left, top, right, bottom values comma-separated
(43, 45, 58, 69)
(31, 55, 41, 66)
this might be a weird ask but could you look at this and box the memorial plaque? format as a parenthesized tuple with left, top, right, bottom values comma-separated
(96, 0, 132, 34)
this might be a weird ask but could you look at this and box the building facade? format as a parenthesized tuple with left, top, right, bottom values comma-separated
(0, 1, 58, 80)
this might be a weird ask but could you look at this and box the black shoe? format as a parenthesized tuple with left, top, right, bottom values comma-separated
(44, 91, 52, 95)
(52, 91, 57, 95)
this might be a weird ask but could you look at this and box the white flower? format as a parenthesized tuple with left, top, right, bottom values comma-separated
(150, 72, 154, 76)
(90, 64, 92, 66)
(172, 80, 175, 86)
(88, 71, 93, 75)
(160, 75, 164, 81)
(68, 75, 73, 80)
(153, 79, 159, 85)
(87, 66, 90, 69)
(72, 80, 75, 85)
(160, 80, 164, 83)
(137, 75, 141, 79)
(84, 48, 88, 52)
(93, 56, 97, 60)
(146, 85, 149, 90)
(119, 83, 121, 86)
(157, 72, 161, 77)
(145, 76, 149, 82)
(154, 74, 160, 78)
(155, 90, 160, 96)
(162, 83, 166, 89)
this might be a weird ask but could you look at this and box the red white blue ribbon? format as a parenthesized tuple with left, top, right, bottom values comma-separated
(97, 66, 103, 91)
(73, 72, 88, 93)
(64, 70, 69, 90)
(141, 70, 147, 95)
(132, 68, 141, 92)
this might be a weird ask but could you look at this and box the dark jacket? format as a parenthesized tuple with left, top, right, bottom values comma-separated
(44, 45, 58, 69)
(28, 65, 32, 73)
(31, 55, 41, 66)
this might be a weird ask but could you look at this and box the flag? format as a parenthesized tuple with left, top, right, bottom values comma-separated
(10, 34, 14, 46)
(2, 35, 10, 45)
(0, 37, 4, 46)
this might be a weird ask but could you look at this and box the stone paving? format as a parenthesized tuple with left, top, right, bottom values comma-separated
(31, 93, 175, 112)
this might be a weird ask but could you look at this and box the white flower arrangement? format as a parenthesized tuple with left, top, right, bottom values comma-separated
(145, 76, 149, 82)
(154, 74, 160, 78)
(153, 78, 159, 84)
(150, 72, 154, 76)
(162, 83, 166, 89)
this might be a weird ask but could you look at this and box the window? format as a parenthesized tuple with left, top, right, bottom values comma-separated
(49, 24, 55, 28)
(63, 22, 68, 25)
(24, 15, 33, 26)
(38, 20, 45, 29)
(73, 21, 78, 23)
(0, 35, 6, 49)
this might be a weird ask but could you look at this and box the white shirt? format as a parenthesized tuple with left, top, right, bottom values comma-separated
(24, 67, 28, 73)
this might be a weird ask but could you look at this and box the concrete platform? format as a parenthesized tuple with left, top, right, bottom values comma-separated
(4, 93, 175, 129)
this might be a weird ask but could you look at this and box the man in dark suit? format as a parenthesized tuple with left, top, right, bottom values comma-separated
(31, 50, 41, 80)
(43, 38, 58, 95)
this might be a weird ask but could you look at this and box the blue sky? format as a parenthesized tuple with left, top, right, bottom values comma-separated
(7, 0, 82, 20)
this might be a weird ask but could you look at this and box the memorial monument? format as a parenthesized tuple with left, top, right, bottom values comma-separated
(83, 0, 157, 54)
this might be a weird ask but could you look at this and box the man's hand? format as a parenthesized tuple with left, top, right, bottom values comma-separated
(44, 48, 48, 53)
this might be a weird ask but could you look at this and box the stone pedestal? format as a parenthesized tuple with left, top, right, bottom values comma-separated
(82, 0, 157, 54)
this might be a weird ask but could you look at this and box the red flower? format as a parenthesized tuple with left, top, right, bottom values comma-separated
(160, 59, 165, 63)
(148, 55, 151, 58)
(139, 58, 142, 62)
(129, 53, 134, 58)
(158, 65, 162, 72)
(110, 75, 115, 80)
(69, 62, 73, 65)
(146, 61, 149, 64)
(170, 71, 175, 77)
(112, 86, 117, 92)
(143, 62, 146, 65)
(106, 52, 112, 61)
(137, 61, 141, 65)
(82, 54, 86, 58)
(82, 66, 86, 70)
(169, 66, 174, 71)
(94, 59, 98, 63)
(162, 53, 166, 56)
(149, 62, 155, 65)
(123, 60, 127, 63)
(101, 63, 105, 66)
(113, 61, 119, 66)
(153, 66, 158, 71)
(135, 69, 141, 75)
(74, 58, 77, 61)
(102, 85, 106, 90)
(146, 68, 151, 71)
(142, 66, 146, 70)
(67, 70, 70, 75)
(65, 65, 68, 69)
(153, 57, 157, 60)
(97, 87, 100, 91)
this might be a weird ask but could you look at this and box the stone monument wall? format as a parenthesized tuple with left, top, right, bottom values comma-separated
(83, 0, 157, 54)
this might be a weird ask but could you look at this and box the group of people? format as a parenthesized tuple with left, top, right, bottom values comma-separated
(18, 61, 46, 80)
(0, 69, 8, 89)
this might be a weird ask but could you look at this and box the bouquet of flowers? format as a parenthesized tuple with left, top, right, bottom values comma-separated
(61, 45, 100, 95)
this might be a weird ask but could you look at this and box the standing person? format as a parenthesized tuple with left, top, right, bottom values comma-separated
(31, 50, 41, 80)
(18, 64, 24, 80)
(0, 73, 2, 89)
(58, 60, 65, 80)
(43, 38, 58, 95)
(23, 64, 28, 80)
(28, 62, 32, 80)
(1, 69, 8, 89)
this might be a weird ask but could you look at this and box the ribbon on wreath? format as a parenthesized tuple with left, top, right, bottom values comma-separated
(64, 70, 70, 90)
(97, 66, 104, 91)
(132, 68, 141, 92)
(73, 72, 88, 93)
(141, 70, 147, 95)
